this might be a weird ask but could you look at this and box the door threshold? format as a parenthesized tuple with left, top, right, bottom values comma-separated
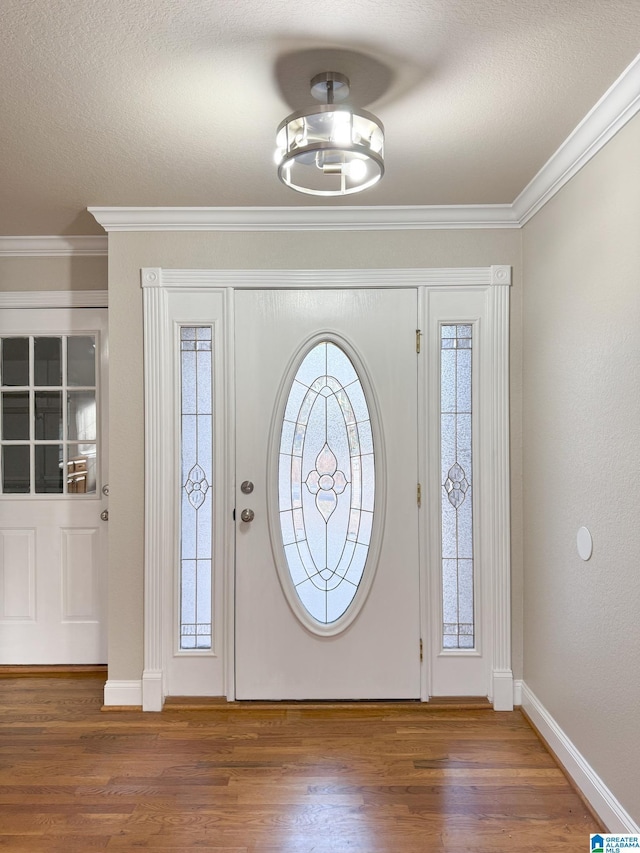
(162, 696, 492, 711)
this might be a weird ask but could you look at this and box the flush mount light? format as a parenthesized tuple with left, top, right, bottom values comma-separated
(275, 71, 384, 196)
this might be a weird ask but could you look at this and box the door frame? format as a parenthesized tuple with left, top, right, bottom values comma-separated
(0, 289, 109, 664)
(140, 266, 513, 711)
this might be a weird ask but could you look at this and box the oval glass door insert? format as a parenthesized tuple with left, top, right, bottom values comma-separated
(278, 341, 375, 624)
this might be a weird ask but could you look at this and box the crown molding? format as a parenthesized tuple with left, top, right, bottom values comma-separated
(513, 52, 640, 225)
(89, 204, 518, 231)
(0, 236, 107, 257)
(5, 53, 640, 251)
(0, 290, 108, 308)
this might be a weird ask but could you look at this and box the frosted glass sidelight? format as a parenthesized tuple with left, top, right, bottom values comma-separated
(179, 327, 213, 650)
(441, 324, 475, 649)
(278, 341, 375, 625)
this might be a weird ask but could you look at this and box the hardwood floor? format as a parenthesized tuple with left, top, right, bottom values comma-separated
(0, 675, 599, 851)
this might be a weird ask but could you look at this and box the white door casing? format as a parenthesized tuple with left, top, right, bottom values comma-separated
(421, 284, 510, 700)
(139, 267, 512, 711)
(0, 302, 108, 664)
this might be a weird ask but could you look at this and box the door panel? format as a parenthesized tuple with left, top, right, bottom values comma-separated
(234, 289, 420, 699)
(0, 309, 108, 664)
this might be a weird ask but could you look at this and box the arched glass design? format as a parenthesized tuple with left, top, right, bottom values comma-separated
(278, 341, 375, 624)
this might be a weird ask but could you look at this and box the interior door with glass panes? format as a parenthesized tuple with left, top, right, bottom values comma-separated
(234, 289, 420, 699)
(0, 309, 108, 663)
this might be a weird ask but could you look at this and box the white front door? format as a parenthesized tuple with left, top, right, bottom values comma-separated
(234, 289, 420, 699)
(0, 309, 108, 664)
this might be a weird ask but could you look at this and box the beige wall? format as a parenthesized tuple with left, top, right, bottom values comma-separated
(107, 228, 524, 685)
(522, 113, 640, 820)
(0, 227, 524, 700)
(0, 255, 107, 291)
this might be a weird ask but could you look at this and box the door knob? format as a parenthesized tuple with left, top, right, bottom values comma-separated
(240, 508, 255, 523)
(100, 509, 109, 521)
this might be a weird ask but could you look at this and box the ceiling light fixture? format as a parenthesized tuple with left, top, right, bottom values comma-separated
(275, 72, 384, 196)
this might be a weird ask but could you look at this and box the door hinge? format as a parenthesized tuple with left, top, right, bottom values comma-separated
(417, 482, 422, 507)
(416, 329, 422, 354)
(420, 638, 423, 662)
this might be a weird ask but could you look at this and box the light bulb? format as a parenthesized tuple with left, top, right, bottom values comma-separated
(347, 159, 367, 181)
(331, 111, 352, 146)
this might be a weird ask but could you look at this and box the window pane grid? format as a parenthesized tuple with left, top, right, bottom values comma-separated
(441, 324, 475, 649)
(179, 326, 213, 650)
(0, 335, 97, 496)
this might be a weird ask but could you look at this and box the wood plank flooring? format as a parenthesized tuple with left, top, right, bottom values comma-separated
(0, 675, 599, 851)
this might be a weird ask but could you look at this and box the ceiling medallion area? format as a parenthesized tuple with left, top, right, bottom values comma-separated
(275, 71, 385, 197)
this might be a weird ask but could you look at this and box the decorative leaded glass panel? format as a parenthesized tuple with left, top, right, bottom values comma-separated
(441, 324, 474, 649)
(278, 341, 375, 625)
(180, 326, 213, 649)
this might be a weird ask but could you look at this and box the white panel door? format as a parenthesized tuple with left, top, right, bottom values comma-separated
(0, 309, 108, 664)
(235, 289, 420, 699)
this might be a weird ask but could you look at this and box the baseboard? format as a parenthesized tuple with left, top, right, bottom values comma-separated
(492, 670, 514, 710)
(513, 679, 523, 706)
(103, 679, 142, 707)
(521, 681, 639, 833)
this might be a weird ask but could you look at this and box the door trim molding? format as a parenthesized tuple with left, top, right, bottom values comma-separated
(141, 285, 170, 711)
(488, 283, 513, 710)
(141, 266, 512, 710)
(143, 266, 510, 289)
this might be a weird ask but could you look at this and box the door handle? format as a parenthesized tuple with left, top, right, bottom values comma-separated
(100, 509, 109, 521)
(240, 508, 255, 523)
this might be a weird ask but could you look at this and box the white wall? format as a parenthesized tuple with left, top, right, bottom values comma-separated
(522, 112, 640, 821)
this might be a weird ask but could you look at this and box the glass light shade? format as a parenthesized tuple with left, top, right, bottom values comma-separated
(275, 105, 384, 196)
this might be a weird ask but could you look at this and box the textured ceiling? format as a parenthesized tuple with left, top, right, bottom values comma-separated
(1, 0, 639, 235)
